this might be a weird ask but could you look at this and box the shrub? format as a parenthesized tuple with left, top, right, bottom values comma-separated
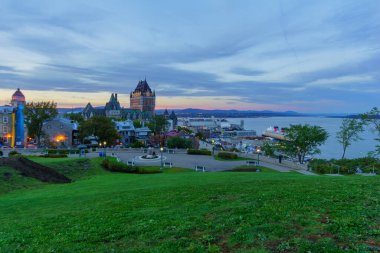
(309, 157, 380, 174)
(217, 152, 238, 160)
(8, 150, 20, 157)
(39, 154, 68, 158)
(130, 141, 145, 148)
(187, 149, 211, 155)
(0, 150, 3, 157)
(47, 149, 57, 154)
(167, 136, 192, 149)
(101, 158, 161, 174)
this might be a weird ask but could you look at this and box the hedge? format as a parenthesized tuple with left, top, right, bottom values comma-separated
(101, 158, 161, 174)
(8, 150, 20, 157)
(217, 152, 238, 160)
(309, 157, 380, 174)
(40, 154, 68, 158)
(187, 149, 211, 156)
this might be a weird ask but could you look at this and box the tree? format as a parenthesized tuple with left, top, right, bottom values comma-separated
(147, 116, 169, 134)
(133, 120, 142, 128)
(78, 116, 119, 146)
(282, 124, 329, 164)
(336, 118, 364, 159)
(25, 101, 58, 146)
(177, 126, 193, 134)
(361, 107, 380, 155)
(167, 136, 192, 149)
(262, 142, 275, 157)
(64, 112, 84, 125)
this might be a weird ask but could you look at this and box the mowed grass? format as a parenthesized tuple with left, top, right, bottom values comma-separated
(28, 157, 110, 180)
(0, 159, 379, 252)
(0, 166, 46, 195)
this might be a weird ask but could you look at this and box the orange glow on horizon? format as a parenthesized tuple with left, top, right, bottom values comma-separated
(0, 88, 304, 112)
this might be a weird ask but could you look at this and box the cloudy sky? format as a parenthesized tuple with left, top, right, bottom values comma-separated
(0, 0, 379, 112)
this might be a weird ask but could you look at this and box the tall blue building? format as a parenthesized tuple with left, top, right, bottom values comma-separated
(11, 88, 26, 148)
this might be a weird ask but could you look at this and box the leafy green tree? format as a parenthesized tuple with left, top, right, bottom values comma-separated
(195, 132, 204, 140)
(64, 112, 84, 125)
(361, 107, 380, 155)
(78, 116, 119, 146)
(336, 118, 364, 159)
(282, 124, 329, 164)
(167, 136, 192, 149)
(25, 101, 58, 146)
(133, 120, 142, 128)
(262, 142, 275, 157)
(177, 126, 193, 134)
(130, 141, 145, 148)
(147, 116, 169, 134)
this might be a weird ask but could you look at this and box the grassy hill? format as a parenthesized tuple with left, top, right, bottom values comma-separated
(0, 158, 379, 252)
(0, 165, 47, 195)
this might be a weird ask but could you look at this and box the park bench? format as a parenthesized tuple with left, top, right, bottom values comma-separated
(167, 149, 175, 154)
(195, 165, 206, 172)
(246, 160, 258, 166)
(126, 160, 135, 166)
(163, 162, 173, 168)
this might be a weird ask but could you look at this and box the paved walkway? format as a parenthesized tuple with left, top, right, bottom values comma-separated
(95, 150, 294, 172)
(5, 148, 311, 174)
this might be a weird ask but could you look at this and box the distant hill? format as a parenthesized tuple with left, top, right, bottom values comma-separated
(156, 108, 304, 118)
(59, 107, 352, 118)
(57, 108, 84, 114)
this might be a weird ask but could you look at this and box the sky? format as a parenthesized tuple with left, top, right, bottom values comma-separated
(0, 0, 379, 113)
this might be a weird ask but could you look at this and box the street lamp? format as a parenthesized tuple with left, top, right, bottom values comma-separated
(160, 147, 164, 170)
(211, 140, 215, 157)
(103, 141, 107, 157)
(256, 147, 261, 165)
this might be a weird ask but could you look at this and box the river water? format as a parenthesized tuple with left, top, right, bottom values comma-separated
(228, 117, 378, 159)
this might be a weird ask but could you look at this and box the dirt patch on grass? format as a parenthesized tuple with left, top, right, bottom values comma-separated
(0, 157, 71, 183)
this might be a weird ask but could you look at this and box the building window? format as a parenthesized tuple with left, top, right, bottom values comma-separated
(60, 124, 63, 129)
(3, 126, 8, 133)
(3, 116, 8, 123)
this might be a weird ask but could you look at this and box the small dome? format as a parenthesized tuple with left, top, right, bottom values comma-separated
(12, 88, 25, 102)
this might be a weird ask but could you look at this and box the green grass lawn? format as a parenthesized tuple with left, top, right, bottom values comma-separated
(0, 166, 46, 195)
(0, 158, 379, 252)
(27, 156, 109, 181)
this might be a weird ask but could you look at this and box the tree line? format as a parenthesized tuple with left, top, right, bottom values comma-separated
(24, 101, 170, 147)
(263, 107, 380, 163)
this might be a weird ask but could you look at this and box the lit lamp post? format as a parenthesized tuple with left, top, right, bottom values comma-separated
(160, 147, 164, 170)
(103, 141, 107, 157)
(256, 147, 261, 165)
(211, 140, 215, 157)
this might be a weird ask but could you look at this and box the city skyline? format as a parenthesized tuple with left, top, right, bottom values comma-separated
(1, 0, 379, 113)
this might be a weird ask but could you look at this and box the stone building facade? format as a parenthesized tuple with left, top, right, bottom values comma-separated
(42, 118, 79, 147)
(130, 79, 156, 118)
(82, 79, 156, 121)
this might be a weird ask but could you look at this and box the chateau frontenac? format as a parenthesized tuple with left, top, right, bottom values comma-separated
(82, 79, 156, 121)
